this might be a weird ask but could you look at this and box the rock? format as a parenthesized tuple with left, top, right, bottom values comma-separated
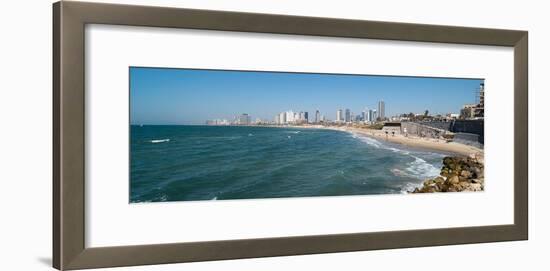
(458, 181, 470, 190)
(460, 170, 472, 178)
(471, 179, 483, 184)
(436, 182, 448, 192)
(411, 155, 484, 194)
(466, 183, 482, 192)
(448, 175, 460, 185)
(473, 167, 484, 178)
(434, 176, 445, 183)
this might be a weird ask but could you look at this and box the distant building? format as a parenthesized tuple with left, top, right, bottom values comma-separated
(238, 114, 251, 125)
(286, 110, 295, 123)
(460, 104, 477, 119)
(460, 83, 485, 120)
(304, 112, 309, 122)
(205, 119, 230, 125)
(366, 109, 373, 122)
(446, 113, 460, 119)
(336, 109, 343, 122)
(475, 83, 485, 118)
(315, 110, 320, 123)
(345, 109, 351, 122)
(381, 122, 401, 135)
(378, 100, 385, 120)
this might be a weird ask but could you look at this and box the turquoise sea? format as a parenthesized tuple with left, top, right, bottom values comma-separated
(130, 125, 446, 203)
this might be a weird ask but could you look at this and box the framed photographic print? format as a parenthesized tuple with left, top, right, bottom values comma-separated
(53, 1, 528, 270)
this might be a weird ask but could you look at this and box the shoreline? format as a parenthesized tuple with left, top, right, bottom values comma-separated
(155, 123, 483, 159)
(282, 124, 484, 159)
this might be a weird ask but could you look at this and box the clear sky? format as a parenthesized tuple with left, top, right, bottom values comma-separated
(130, 67, 483, 125)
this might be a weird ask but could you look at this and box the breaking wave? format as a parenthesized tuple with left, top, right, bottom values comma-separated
(150, 139, 170, 143)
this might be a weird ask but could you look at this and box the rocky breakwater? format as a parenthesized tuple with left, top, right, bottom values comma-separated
(412, 156, 484, 193)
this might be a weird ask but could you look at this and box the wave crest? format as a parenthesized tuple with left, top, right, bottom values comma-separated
(150, 139, 170, 143)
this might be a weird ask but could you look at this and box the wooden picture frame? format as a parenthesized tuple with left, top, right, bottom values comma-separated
(53, 1, 528, 270)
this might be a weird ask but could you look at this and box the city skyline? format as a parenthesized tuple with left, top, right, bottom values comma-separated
(130, 67, 484, 125)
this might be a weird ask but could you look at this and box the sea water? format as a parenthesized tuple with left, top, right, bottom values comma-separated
(130, 125, 445, 202)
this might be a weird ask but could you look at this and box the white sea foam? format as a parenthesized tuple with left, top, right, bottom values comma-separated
(150, 139, 170, 143)
(352, 133, 382, 148)
(404, 156, 441, 179)
(400, 182, 422, 194)
(211, 196, 217, 200)
(349, 132, 441, 182)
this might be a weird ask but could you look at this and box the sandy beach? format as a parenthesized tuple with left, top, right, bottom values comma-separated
(286, 124, 483, 159)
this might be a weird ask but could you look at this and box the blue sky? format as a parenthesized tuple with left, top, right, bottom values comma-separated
(130, 67, 483, 125)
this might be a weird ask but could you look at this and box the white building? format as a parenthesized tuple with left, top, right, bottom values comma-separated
(285, 110, 294, 123)
(315, 110, 320, 123)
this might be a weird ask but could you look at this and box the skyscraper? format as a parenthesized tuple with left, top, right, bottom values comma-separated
(367, 109, 373, 122)
(378, 100, 385, 120)
(286, 110, 295, 123)
(304, 112, 309, 122)
(336, 109, 342, 122)
(345, 109, 351, 122)
(279, 112, 286, 124)
(315, 110, 320, 123)
(239, 113, 251, 125)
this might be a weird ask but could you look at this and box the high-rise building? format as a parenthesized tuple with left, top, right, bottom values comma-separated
(286, 110, 295, 123)
(239, 113, 251, 125)
(315, 110, 320, 123)
(378, 100, 385, 120)
(372, 109, 378, 122)
(345, 109, 351, 122)
(336, 109, 343, 122)
(475, 83, 484, 118)
(279, 112, 286, 124)
(304, 112, 309, 122)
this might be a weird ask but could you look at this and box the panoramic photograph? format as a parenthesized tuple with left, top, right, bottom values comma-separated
(130, 67, 485, 203)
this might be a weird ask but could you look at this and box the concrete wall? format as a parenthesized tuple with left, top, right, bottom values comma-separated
(403, 120, 484, 145)
(452, 120, 484, 144)
(417, 121, 453, 131)
(453, 133, 483, 148)
(400, 122, 446, 139)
